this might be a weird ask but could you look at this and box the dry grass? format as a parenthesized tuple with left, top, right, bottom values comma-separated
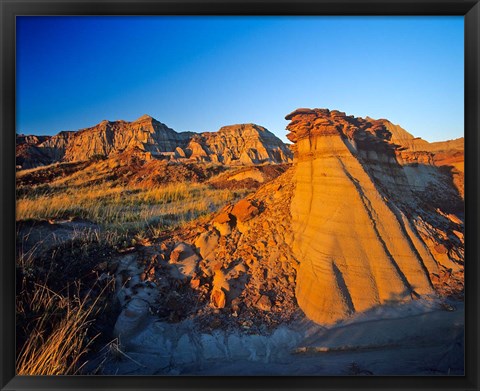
(15, 227, 118, 375)
(16, 181, 248, 232)
(16, 279, 112, 375)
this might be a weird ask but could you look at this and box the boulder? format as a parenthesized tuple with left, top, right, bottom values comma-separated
(212, 211, 234, 236)
(255, 295, 272, 311)
(169, 242, 200, 279)
(195, 230, 219, 261)
(211, 289, 226, 309)
(231, 199, 259, 223)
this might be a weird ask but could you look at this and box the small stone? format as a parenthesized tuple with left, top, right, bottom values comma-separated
(231, 297, 242, 313)
(195, 230, 219, 260)
(213, 221, 232, 236)
(211, 289, 226, 309)
(212, 211, 231, 224)
(190, 278, 201, 289)
(231, 199, 259, 223)
(255, 295, 272, 311)
(160, 242, 169, 252)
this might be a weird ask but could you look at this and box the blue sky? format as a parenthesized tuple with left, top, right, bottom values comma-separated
(16, 16, 463, 142)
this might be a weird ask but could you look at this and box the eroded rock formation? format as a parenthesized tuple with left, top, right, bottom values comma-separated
(115, 109, 462, 330)
(16, 131, 75, 169)
(197, 124, 292, 164)
(109, 108, 463, 329)
(369, 117, 464, 198)
(17, 108, 464, 332)
(285, 108, 463, 324)
(16, 116, 292, 169)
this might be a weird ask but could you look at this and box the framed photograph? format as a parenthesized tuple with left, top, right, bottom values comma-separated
(1, 1, 479, 390)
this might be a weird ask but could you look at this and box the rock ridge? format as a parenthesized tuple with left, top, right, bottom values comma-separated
(17, 117, 292, 169)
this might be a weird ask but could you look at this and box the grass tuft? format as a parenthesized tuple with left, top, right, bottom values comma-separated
(16, 279, 113, 375)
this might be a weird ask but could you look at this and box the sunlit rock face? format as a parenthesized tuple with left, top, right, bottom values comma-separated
(17, 117, 292, 168)
(373, 117, 464, 199)
(63, 115, 193, 162)
(198, 124, 293, 164)
(285, 108, 451, 325)
(157, 108, 463, 327)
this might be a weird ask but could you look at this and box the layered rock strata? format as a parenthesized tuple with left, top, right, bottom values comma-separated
(196, 124, 292, 164)
(63, 115, 193, 161)
(285, 108, 463, 325)
(367, 117, 464, 198)
(16, 116, 292, 169)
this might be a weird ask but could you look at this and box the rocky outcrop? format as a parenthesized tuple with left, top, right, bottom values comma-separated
(16, 143, 54, 169)
(122, 108, 462, 327)
(208, 164, 291, 191)
(16, 132, 75, 169)
(365, 117, 464, 198)
(63, 115, 193, 162)
(198, 124, 292, 164)
(367, 117, 463, 153)
(389, 122, 463, 153)
(285, 108, 463, 325)
(17, 109, 464, 330)
(16, 134, 50, 145)
(40, 131, 76, 160)
(16, 117, 292, 169)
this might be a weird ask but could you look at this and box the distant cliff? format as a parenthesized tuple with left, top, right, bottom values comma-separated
(16, 115, 293, 169)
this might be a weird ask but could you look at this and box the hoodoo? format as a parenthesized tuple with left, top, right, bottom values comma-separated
(285, 108, 462, 324)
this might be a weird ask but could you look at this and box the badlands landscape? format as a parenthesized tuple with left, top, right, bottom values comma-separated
(16, 108, 464, 375)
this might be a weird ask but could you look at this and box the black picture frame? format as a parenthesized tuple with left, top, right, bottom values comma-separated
(1, 1, 479, 390)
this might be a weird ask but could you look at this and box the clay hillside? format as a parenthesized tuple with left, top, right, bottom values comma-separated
(16, 115, 293, 170)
